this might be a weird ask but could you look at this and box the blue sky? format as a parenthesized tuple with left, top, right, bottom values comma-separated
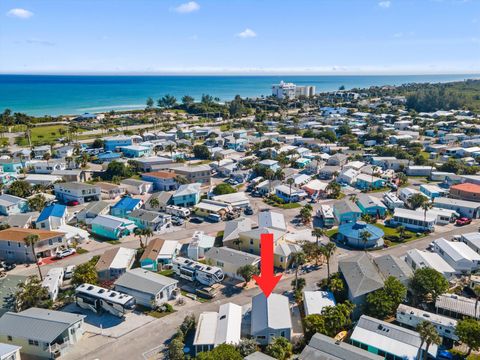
(1, 0, 479, 74)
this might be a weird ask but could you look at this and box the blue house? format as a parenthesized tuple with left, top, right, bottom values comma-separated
(258, 159, 280, 172)
(172, 183, 201, 207)
(227, 138, 248, 151)
(110, 196, 143, 218)
(295, 157, 311, 169)
(141, 171, 178, 191)
(104, 136, 133, 151)
(91, 214, 136, 240)
(0, 194, 28, 216)
(333, 200, 362, 224)
(36, 204, 67, 230)
(337, 221, 385, 249)
(120, 145, 151, 158)
(420, 184, 446, 199)
(356, 194, 387, 218)
(96, 152, 122, 163)
(355, 174, 386, 191)
(0, 159, 24, 174)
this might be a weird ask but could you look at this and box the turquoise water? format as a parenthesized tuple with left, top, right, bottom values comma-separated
(0, 74, 477, 116)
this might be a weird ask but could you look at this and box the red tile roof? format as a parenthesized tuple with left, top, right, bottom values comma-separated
(451, 183, 480, 193)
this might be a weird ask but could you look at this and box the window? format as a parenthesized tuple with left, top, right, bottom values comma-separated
(28, 339, 39, 346)
(7, 335, 12, 341)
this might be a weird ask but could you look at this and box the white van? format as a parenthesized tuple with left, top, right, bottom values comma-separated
(64, 265, 75, 280)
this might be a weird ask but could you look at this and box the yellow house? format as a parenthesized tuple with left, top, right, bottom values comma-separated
(237, 227, 300, 269)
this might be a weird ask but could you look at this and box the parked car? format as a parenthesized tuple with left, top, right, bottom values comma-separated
(190, 217, 204, 224)
(456, 217, 472, 226)
(171, 216, 184, 226)
(244, 206, 254, 215)
(0, 261, 15, 271)
(67, 200, 80, 206)
(55, 248, 76, 259)
(206, 214, 221, 223)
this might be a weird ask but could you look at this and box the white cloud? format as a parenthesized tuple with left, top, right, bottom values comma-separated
(378, 1, 391, 8)
(236, 28, 257, 38)
(6, 8, 34, 19)
(25, 38, 55, 46)
(172, 1, 200, 14)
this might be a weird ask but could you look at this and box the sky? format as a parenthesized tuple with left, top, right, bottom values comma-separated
(0, 0, 479, 75)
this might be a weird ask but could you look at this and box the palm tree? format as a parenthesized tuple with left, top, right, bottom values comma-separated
(349, 194, 358, 204)
(397, 225, 406, 240)
(360, 230, 371, 251)
(286, 178, 295, 203)
(165, 144, 176, 160)
(474, 284, 480, 319)
(416, 321, 441, 360)
(24, 234, 42, 281)
(291, 251, 306, 290)
(134, 228, 144, 248)
(320, 242, 336, 282)
(311, 227, 325, 247)
(143, 228, 153, 247)
(148, 197, 160, 210)
(233, 239, 243, 251)
(422, 202, 432, 224)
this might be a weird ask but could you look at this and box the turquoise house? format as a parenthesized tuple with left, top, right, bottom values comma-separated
(0, 194, 28, 216)
(172, 183, 201, 207)
(120, 145, 151, 158)
(356, 194, 387, 218)
(110, 196, 142, 218)
(0, 159, 24, 173)
(91, 214, 136, 240)
(333, 200, 362, 224)
(295, 157, 311, 169)
(0, 173, 15, 186)
(355, 174, 386, 191)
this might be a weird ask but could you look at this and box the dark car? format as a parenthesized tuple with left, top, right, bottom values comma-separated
(244, 206, 254, 215)
(190, 217, 204, 224)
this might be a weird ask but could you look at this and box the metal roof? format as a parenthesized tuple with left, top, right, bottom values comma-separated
(0, 308, 84, 343)
(111, 196, 141, 211)
(251, 293, 292, 334)
(338, 253, 384, 298)
(114, 268, 177, 296)
(436, 294, 480, 319)
(205, 247, 259, 267)
(37, 204, 67, 222)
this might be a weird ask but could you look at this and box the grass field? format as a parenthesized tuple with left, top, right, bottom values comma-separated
(15, 125, 86, 146)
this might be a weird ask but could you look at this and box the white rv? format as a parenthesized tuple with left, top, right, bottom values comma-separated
(172, 256, 224, 286)
(165, 205, 191, 218)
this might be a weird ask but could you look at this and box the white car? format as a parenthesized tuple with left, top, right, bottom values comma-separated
(55, 248, 76, 259)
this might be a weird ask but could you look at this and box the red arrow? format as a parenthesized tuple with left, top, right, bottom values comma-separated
(253, 233, 282, 297)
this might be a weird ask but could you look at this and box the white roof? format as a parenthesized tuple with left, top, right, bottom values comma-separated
(356, 173, 383, 183)
(258, 211, 287, 231)
(57, 224, 90, 241)
(110, 247, 136, 270)
(212, 192, 249, 205)
(303, 291, 336, 316)
(394, 208, 436, 222)
(158, 240, 179, 259)
(195, 201, 228, 212)
(434, 238, 480, 262)
(251, 293, 292, 333)
(351, 315, 437, 360)
(303, 179, 328, 192)
(193, 303, 242, 346)
(406, 249, 455, 275)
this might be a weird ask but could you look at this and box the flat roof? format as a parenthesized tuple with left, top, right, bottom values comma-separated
(303, 291, 336, 316)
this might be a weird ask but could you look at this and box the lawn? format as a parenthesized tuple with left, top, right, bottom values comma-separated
(374, 223, 426, 246)
(15, 125, 74, 146)
(326, 228, 338, 238)
(158, 269, 174, 277)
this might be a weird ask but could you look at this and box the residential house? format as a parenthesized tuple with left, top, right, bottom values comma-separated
(114, 268, 178, 309)
(96, 182, 125, 200)
(193, 303, 242, 355)
(104, 135, 133, 151)
(0, 344, 21, 360)
(327, 153, 348, 167)
(141, 171, 178, 191)
(0, 195, 28, 216)
(110, 196, 142, 218)
(406, 165, 435, 176)
(54, 182, 101, 204)
(120, 145, 151, 158)
(337, 221, 385, 249)
(90, 214, 136, 240)
(173, 165, 211, 186)
(51, 169, 91, 183)
(251, 293, 292, 345)
(449, 183, 480, 202)
(0, 308, 85, 359)
(433, 238, 480, 274)
(140, 239, 179, 271)
(355, 173, 386, 190)
(222, 218, 253, 246)
(257, 159, 279, 172)
(333, 200, 362, 224)
(144, 192, 172, 212)
(461, 232, 480, 254)
(318, 165, 340, 180)
(25, 174, 62, 187)
(0, 228, 67, 263)
(35, 204, 67, 231)
(120, 178, 153, 195)
(350, 315, 438, 360)
(420, 184, 447, 199)
(211, 192, 250, 209)
(435, 294, 480, 320)
(433, 197, 480, 219)
(126, 209, 171, 232)
(0, 159, 23, 174)
(172, 183, 201, 207)
(274, 185, 307, 203)
(390, 208, 436, 232)
(258, 211, 287, 232)
(356, 194, 387, 218)
(194, 200, 231, 218)
(134, 156, 173, 173)
(95, 247, 136, 281)
(302, 291, 336, 316)
(405, 249, 456, 279)
(32, 160, 66, 175)
(32, 145, 51, 159)
(337, 168, 358, 185)
(205, 247, 260, 280)
(299, 333, 383, 360)
(302, 179, 328, 199)
(75, 201, 111, 224)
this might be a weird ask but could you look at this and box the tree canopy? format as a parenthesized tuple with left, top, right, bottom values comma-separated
(366, 276, 407, 319)
(265, 337, 293, 360)
(213, 183, 236, 195)
(455, 319, 480, 356)
(196, 344, 243, 360)
(409, 268, 448, 305)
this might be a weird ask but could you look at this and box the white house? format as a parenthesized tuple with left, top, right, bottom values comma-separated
(391, 208, 436, 232)
(405, 249, 456, 280)
(433, 238, 480, 274)
(460, 232, 480, 254)
(302, 291, 336, 316)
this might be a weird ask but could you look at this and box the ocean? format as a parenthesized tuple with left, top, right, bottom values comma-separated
(0, 74, 477, 117)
